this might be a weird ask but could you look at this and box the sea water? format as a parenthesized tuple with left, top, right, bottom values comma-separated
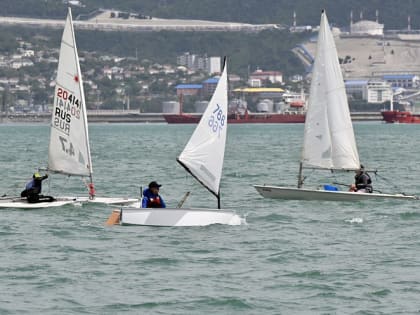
(1, 122, 419, 314)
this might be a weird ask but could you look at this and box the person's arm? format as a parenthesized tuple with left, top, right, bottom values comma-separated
(160, 196, 166, 208)
(141, 196, 148, 208)
(41, 174, 48, 181)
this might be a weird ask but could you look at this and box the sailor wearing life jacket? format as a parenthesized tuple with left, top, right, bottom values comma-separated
(350, 165, 373, 193)
(141, 181, 166, 208)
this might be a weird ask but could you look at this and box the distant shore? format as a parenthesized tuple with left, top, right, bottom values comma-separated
(0, 110, 383, 124)
(0, 111, 165, 124)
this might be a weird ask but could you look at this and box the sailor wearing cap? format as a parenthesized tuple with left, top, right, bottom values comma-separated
(141, 181, 166, 208)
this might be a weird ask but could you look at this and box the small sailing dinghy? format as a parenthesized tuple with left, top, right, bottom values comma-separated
(0, 9, 137, 209)
(109, 59, 242, 226)
(254, 11, 417, 202)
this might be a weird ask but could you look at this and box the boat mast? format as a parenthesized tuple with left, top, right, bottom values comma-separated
(179, 93, 184, 115)
(297, 162, 304, 188)
(217, 193, 221, 209)
(69, 7, 95, 199)
(390, 91, 394, 111)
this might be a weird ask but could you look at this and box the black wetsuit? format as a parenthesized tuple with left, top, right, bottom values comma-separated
(355, 172, 373, 193)
(21, 175, 55, 203)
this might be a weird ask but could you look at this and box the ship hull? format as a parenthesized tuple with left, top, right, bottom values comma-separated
(381, 110, 420, 123)
(164, 113, 305, 124)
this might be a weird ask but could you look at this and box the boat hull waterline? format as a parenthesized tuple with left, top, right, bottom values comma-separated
(0, 196, 139, 209)
(253, 185, 418, 201)
(70, 196, 139, 206)
(381, 110, 420, 124)
(120, 208, 242, 226)
(0, 198, 76, 209)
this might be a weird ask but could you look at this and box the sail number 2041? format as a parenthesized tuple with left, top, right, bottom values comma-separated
(208, 103, 225, 137)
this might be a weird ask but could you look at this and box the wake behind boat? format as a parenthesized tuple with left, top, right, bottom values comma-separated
(107, 59, 242, 226)
(253, 11, 417, 202)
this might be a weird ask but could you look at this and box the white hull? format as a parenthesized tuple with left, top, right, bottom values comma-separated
(0, 196, 139, 209)
(0, 198, 75, 209)
(70, 196, 139, 206)
(253, 185, 417, 201)
(119, 208, 242, 226)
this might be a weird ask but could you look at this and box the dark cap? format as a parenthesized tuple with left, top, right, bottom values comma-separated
(148, 181, 162, 189)
(360, 164, 365, 170)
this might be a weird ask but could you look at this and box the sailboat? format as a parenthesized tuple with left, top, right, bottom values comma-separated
(0, 8, 137, 209)
(253, 11, 417, 202)
(109, 59, 242, 226)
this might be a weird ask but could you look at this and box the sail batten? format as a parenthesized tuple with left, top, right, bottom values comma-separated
(177, 61, 228, 197)
(47, 8, 92, 178)
(301, 11, 360, 171)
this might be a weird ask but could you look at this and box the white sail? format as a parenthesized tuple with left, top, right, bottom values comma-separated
(301, 11, 360, 170)
(177, 61, 228, 197)
(48, 8, 92, 177)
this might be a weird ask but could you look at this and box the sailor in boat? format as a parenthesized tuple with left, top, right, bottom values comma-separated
(142, 181, 166, 208)
(20, 173, 55, 203)
(349, 165, 373, 193)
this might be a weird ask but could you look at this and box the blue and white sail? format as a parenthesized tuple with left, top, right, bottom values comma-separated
(177, 60, 228, 198)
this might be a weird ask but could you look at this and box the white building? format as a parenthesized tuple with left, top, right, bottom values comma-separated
(11, 59, 34, 69)
(350, 20, 384, 36)
(345, 79, 392, 103)
(248, 69, 283, 86)
(23, 50, 35, 57)
(366, 80, 392, 103)
(177, 52, 196, 69)
(206, 57, 221, 74)
(177, 53, 221, 74)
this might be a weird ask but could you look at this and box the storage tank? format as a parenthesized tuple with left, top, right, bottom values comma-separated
(194, 101, 209, 113)
(162, 101, 180, 113)
(256, 99, 274, 113)
(274, 101, 286, 113)
(229, 98, 248, 114)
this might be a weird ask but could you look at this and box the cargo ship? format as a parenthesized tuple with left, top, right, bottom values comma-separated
(381, 110, 420, 123)
(164, 111, 306, 124)
(165, 96, 306, 124)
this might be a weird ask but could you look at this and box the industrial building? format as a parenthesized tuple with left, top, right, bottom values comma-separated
(382, 74, 419, 88)
(248, 69, 283, 87)
(345, 79, 392, 103)
(350, 20, 384, 36)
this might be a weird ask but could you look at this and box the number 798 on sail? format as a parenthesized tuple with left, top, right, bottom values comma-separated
(208, 104, 225, 137)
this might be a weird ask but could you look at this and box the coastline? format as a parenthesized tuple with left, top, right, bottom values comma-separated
(0, 110, 383, 124)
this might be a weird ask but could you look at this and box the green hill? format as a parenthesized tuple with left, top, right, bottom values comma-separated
(1, 0, 420, 29)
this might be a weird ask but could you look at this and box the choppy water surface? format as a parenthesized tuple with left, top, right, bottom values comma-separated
(1, 122, 420, 314)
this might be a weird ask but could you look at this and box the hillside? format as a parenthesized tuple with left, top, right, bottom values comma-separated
(303, 37, 420, 79)
(1, 0, 420, 30)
